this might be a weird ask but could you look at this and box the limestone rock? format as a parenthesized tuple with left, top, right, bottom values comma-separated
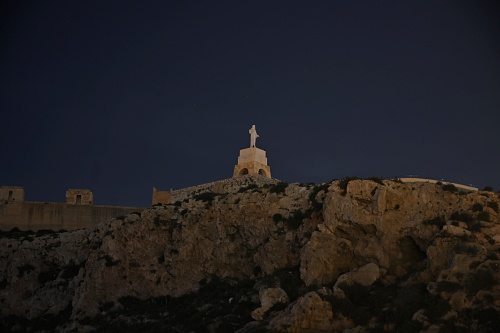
(300, 232, 354, 286)
(334, 263, 381, 287)
(449, 291, 473, 311)
(251, 287, 289, 321)
(332, 286, 346, 299)
(412, 309, 429, 323)
(1, 179, 499, 332)
(442, 225, 471, 237)
(268, 292, 333, 332)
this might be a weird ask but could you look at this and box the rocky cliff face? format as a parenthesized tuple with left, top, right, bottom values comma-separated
(1, 179, 499, 332)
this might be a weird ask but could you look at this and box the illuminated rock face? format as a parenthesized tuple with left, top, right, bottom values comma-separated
(0, 179, 499, 332)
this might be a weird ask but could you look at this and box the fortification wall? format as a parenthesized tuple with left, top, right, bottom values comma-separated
(171, 175, 278, 203)
(0, 202, 144, 231)
(400, 178, 478, 191)
(154, 175, 279, 205)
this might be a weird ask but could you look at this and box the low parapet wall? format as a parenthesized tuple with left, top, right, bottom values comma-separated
(0, 201, 145, 231)
(153, 175, 279, 205)
(400, 178, 478, 191)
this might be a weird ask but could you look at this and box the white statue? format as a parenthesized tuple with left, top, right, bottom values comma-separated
(249, 125, 259, 147)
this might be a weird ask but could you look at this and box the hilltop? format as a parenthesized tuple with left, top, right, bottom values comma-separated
(1, 178, 499, 332)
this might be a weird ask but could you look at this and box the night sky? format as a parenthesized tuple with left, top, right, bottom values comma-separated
(1, 1, 500, 207)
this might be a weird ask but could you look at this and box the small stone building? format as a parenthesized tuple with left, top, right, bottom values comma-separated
(0, 186, 25, 202)
(152, 187, 171, 205)
(66, 189, 93, 205)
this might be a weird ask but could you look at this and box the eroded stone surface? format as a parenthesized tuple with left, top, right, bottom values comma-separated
(0, 179, 499, 332)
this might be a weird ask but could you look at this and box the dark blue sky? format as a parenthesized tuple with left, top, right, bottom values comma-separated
(1, 1, 500, 207)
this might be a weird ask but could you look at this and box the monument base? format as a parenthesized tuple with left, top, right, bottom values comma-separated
(233, 147, 271, 178)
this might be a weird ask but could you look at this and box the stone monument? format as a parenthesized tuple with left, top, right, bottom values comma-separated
(233, 125, 272, 178)
(249, 124, 259, 147)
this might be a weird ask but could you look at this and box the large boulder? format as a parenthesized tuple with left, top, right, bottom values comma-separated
(334, 263, 381, 287)
(251, 287, 289, 321)
(268, 292, 335, 332)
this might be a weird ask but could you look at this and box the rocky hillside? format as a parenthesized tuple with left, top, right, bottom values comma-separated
(1, 178, 499, 332)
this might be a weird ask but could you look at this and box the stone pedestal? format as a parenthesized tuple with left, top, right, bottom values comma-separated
(233, 147, 272, 178)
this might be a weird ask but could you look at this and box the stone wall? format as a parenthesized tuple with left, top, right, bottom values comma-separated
(0, 201, 144, 231)
(153, 175, 279, 205)
(1, 176, 279, 230)
(400, 178, 478, 191)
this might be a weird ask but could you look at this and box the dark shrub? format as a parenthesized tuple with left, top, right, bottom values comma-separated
(482, 186, 493, 192)
(238, 184, 258, 193)
(466, 270, 495, 293)
(309, 182, 330, 212)
(2, 303, 73, 332)
(99, 301, 114, 312)
(442, 184, 458, 192)
(368, 177, 384, 185)
(61, 262, 83, 279)
(392, 284, 428, 325)
(475, 308, 500, 328)
(1, 228, 35, 240)
(472, 203, 483, 212)
(436, 281, 461, 293)
(477, 211, 490, 222)
(399, 321, 423, 333)
(267, 302, 287, 313)
(272, 213, 283, 223)
(286, 210, 306, 229)
(262, 266, 302, 301)
(340, 282, 371, 305)
(338, 177, 361, 193)
(35, 229, 58, 237)
(486, 252, 498, 260)
(157, 254, 165, 264)
(38, 265, 60, 284)
(451, 212, 473, 223)
(454, 244, 479, 255)
(425, 297, 451, 321)
(324, 295, 371, 326)
(17, 264, 35, 277)
(486, 201, 499, 213)
(193, 191, 217, 203)
(269, 182, 288, 194)
(154, 216, 168, 226)
(103, 255, 120, 267)
(424, 216, 445, 228)
(469, 261, 481, 269)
